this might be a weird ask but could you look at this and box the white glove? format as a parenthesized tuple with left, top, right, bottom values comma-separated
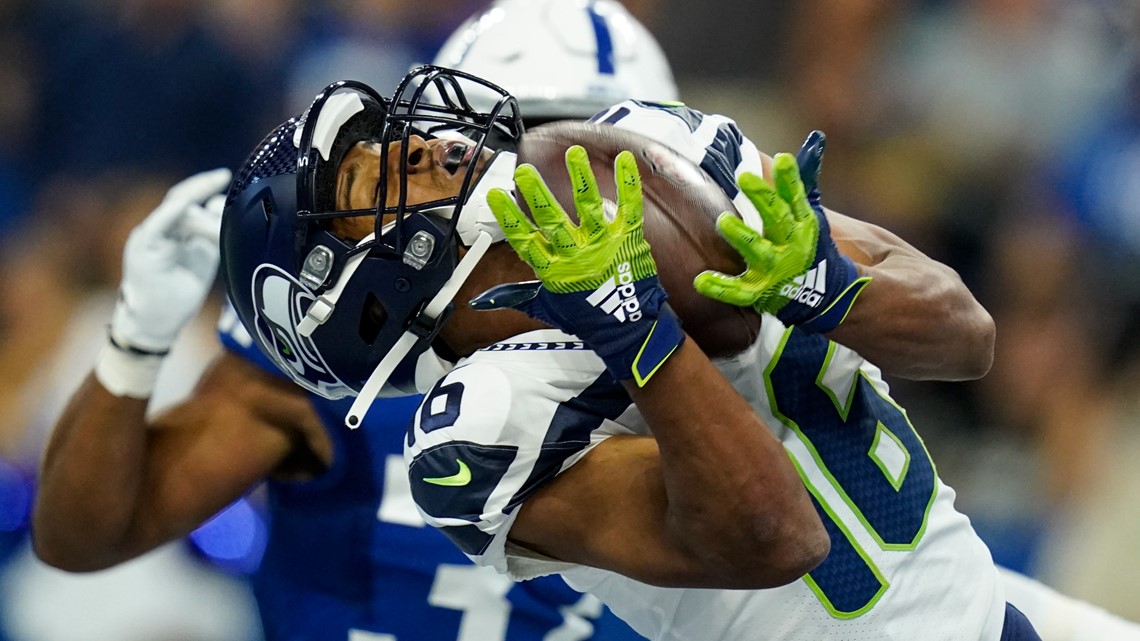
(109, 168, 232, 353)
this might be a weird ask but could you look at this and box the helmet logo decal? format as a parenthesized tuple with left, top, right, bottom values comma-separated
(251, 264, 355, 399)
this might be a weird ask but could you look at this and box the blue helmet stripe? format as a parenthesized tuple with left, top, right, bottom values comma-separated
(586, 2, 615, 75)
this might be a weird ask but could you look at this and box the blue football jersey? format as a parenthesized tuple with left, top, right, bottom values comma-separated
(217, 306, 643, 641)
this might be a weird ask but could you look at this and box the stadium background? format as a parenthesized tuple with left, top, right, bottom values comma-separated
(0, 0, 1137, 638)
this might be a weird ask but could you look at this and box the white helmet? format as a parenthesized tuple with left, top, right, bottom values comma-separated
(432, 0, 678, 121)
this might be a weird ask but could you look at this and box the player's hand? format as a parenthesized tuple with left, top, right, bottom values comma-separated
(109, 168, 232, 354)
(693, 131, 870, 333)
(796, 129, 826, 213)
(470, 146, 684, 386)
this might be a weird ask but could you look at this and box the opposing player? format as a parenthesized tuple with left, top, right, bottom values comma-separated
(431, 0, 677, 124)
(31, 2, 684, 640)
(213, 64, 1033, 639)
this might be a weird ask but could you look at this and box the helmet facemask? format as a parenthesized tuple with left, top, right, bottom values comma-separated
(293, 70, 523, 273)
(375, 65, 524, 243)
(285, 69, 523, 427)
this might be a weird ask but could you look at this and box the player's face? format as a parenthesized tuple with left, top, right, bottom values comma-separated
(331, 133, 492, 241)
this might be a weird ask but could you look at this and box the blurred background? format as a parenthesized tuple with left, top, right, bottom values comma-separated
(0, 0, 1138, 638)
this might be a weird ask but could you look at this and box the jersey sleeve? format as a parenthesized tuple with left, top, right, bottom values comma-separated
(590, 99, 768, 231)
(405, 349, 632, 580)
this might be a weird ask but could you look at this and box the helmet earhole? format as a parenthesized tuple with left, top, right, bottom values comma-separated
(359, 293, 389, 345)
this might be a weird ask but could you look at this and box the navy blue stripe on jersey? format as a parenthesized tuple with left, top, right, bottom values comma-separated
(438, 523, 496, 557)
(802, 491, 887, 615)
(506, 375, 632, 511)
(585, 2, 615, 75)
(410, 440, 519, 521)
(593, 106, 630, 126)
(700, 121, 745, 199)
(630, 100, 704, 132)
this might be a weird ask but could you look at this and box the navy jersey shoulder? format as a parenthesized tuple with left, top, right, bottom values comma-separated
(217, 308, 643, 641)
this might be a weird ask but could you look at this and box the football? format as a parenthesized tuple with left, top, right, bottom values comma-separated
(516, 121, 761, 358)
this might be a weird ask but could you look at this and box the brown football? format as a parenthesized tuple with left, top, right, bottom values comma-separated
(516, 121, 761, 358)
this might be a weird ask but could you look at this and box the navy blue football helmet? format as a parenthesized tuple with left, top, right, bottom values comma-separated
(220, 67, 523, 424)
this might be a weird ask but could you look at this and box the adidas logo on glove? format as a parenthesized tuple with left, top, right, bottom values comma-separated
(586, 262, 643, 322)
(779, 259, 828, 308)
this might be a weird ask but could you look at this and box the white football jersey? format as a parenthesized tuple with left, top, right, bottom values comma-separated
(406, 102, 1007, 640)
(405, 328, 1005, 641)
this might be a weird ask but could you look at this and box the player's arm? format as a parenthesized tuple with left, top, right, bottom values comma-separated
(34, 351, 317, 571)
(33, 170, 324, 571)
(698, 133, 994, 381)
(509, 339, 827, 588)
(797, 132, 995, 380)
(470, 147, 828, 588)
(825, 207, 995, 380)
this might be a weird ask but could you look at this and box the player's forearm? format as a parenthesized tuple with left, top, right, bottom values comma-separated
(33, 375, 152, 571)
(829, 252, 995, 381)
(827, 210, 995, 380)
(625, 339, 829, 587)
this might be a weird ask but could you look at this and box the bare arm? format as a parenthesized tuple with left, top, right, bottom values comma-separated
(826, 208, 995, 380)
(508, 339, 829, 589)
(33, 351, 327, 571)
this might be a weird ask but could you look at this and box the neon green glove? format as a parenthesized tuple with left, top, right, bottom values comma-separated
(488, 145, 657, 293)
(471, 145, 684, 386)
(693, 151, 870, 332)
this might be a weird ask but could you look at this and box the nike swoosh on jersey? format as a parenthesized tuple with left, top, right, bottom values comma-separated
(422, 459, 472, 487)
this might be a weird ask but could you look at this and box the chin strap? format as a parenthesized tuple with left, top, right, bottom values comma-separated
(345, 229, 494, 429)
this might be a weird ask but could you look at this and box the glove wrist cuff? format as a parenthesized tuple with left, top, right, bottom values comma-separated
(95, 333, 165, 398)
(598, 303, 686, 387)
(109, 312, 179, 354)
(107, 328, 172, 357)
(797, 256, 872, 334)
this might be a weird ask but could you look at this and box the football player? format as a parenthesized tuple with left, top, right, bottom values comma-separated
(30, 2, 679, 640)
(210, 59, 1033, 639)
(442, 4, 1140, 638)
